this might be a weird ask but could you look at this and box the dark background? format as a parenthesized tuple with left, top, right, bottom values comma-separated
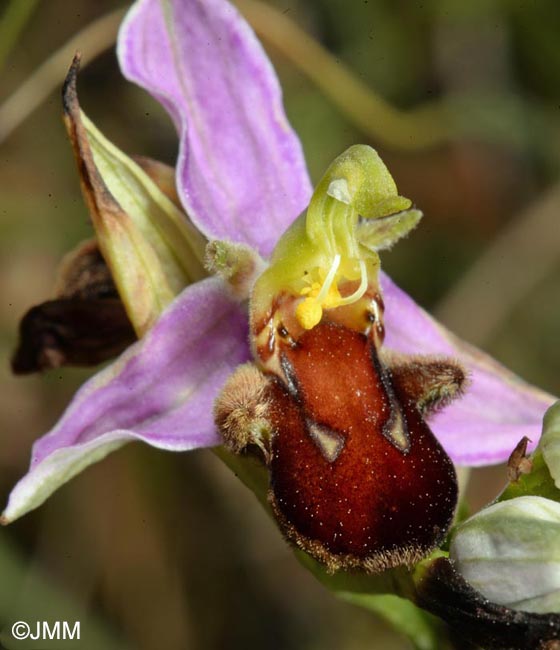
(1, 0, 559, 648)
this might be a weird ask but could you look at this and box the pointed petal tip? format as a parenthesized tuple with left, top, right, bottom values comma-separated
(117, 0, 312, 257)
(3, 278, 250, 522)
(380, 273, 556, 466)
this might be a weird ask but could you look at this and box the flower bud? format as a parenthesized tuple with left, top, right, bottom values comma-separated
(450, 496, 560, 613)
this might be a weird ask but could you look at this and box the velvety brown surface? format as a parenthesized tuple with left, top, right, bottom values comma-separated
(12, 298, 136, 373)
(268, 322, 457, 560)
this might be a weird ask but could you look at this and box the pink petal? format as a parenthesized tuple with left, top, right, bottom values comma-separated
(381, 273, 556, 466)
(2, 278, 250, 523)
(117, 0, 312, 257)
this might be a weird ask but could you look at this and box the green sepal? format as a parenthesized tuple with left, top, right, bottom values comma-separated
(449, 496, 560, 614)
(63, 56, 206, 336)
(83, 112, 206, 292)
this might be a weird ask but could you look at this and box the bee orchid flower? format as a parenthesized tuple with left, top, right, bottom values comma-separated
(1, 0, 555, 536)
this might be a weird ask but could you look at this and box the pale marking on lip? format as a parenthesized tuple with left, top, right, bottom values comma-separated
(383, 404, 410, 453)
(308, 421, 345, 463)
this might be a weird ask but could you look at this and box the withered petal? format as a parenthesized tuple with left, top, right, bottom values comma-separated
(11, 299, 135, 374)
(54, 239, 116, 300)
(12, 239, 135, 374)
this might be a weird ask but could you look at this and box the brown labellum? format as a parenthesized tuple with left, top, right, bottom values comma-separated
(266, 322, 459, 573)
(216, 321, 464, 574)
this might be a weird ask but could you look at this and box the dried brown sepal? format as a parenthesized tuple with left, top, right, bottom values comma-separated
(415, 556, 560, 650)
(507, 436, 533, 483)
(63, 54, 176, 335)
(11, 298, 135, 374)
(383, 352, 467, 417)
(214, 363, 273, 462)
(62, 55, 120, 236)
(11, 239, 135, 374)
(54, 239, 115, 300)
(265, 323, 458, 574)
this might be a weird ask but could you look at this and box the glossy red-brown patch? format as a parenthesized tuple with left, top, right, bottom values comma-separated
(267, 322, 457, 568)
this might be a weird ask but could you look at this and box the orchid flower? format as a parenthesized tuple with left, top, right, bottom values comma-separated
(2, 0, 554, 541)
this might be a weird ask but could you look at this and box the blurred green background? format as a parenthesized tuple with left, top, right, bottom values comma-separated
(1, 0, 559, 648)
